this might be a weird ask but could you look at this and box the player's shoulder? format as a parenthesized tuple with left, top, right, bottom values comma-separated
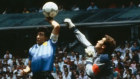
(32, 44, 38, 47)
(29, 44, 37, 50)
(99, 54, 110, 63)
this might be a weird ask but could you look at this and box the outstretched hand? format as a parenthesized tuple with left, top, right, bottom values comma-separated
(64, 18, 75, 29)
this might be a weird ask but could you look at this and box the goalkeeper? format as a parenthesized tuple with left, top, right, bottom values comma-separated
(64, 18, 116, 79)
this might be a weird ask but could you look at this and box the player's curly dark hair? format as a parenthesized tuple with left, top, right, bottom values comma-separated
(37, 27, 51, 37)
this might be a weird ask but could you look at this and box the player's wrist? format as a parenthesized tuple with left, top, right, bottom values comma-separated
(46, 17, 53, 23)
(64, 18, 75, 29)
(68, 22, 75, 29)
(70, 26, 77, 32)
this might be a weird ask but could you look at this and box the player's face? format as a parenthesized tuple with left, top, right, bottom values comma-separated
(95, 37, 106, 53)
(36, 32, 47, 45)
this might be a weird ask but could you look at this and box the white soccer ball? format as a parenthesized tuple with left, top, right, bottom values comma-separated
(42, 2, 58, 17)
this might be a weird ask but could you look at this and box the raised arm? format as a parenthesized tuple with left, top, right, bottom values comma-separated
(47, 17, 60, 43)
(64, 18, 92, 47)
(64, 18, 96, 57)
(46, 17, 60, 35)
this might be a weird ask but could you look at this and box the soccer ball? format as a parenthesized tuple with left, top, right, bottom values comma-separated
(42, 2, 58, 18)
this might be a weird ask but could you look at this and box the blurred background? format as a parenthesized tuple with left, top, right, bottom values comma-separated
(0, 0, 140, 13)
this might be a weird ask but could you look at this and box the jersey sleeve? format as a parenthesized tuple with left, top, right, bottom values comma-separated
(50, 33, 59, 43)
(74, 28, 92, 47)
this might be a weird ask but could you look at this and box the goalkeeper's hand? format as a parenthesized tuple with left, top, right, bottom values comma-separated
(64, 18, 75, 29)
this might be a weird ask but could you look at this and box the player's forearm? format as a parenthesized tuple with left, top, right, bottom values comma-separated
(73, 28, 96, 57)
(73, 27, 92, 47)
(50, 20, 60, 28)
(50, 20, 60, 35)
(46, 18, 60, 30)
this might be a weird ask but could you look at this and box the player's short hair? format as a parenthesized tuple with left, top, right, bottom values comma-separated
(103, 35, 116, 54)
(37, 27, 51, 37)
